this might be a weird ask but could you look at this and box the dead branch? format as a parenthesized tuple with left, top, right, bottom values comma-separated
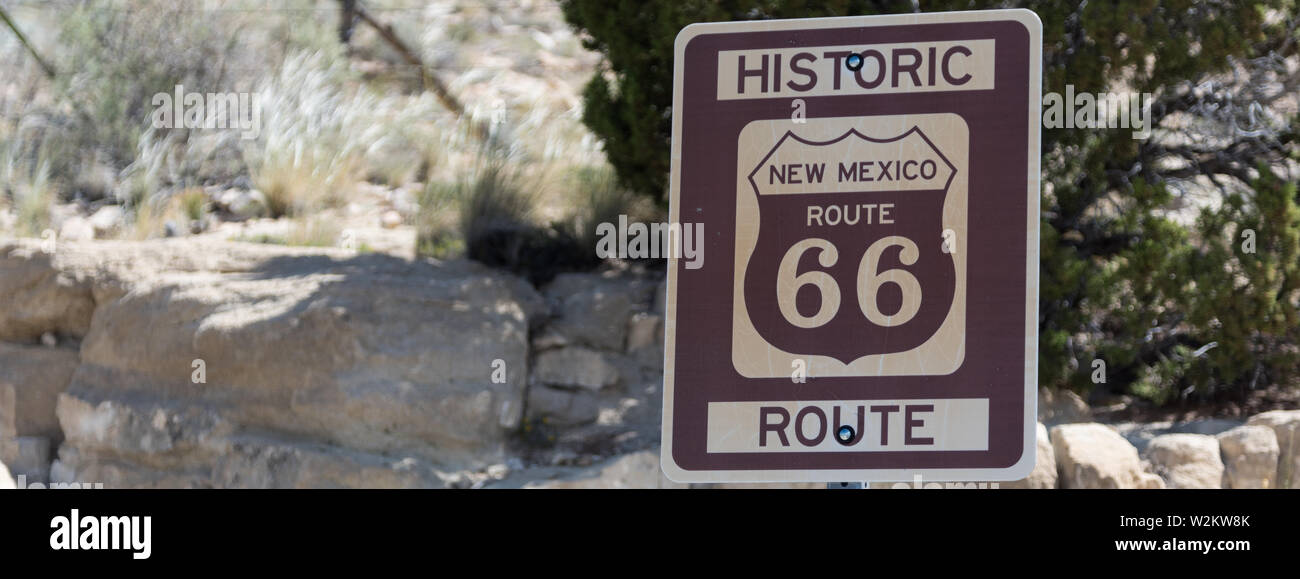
(0, 5, 56, 78)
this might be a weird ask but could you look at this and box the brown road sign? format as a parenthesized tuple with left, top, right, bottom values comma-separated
(662, 9, 1041, 483)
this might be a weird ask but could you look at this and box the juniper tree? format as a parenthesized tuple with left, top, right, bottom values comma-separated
(564, 0, 1300, 401)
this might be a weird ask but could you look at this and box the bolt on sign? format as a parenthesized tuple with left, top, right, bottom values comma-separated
(662, 9, 1041, 483)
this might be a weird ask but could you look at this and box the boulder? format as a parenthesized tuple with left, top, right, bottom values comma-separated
(56, 392, 235, 457)
(0, 243, 98, 342)
(380, 209, 403, 229)
(88, 205, 125, 237)
(533, 347, 619, 390)
(1217, 425, 1280, 489)
(518, 450, 687, 489)
(0, 342, 80, 440)
(1038, 388, 1090, 426)
(1245, 410, 1300, 489)
(530, 329, 569, 351)
(1051, 423, 1164, 489)
(542, 271, 656, 350)
(3, 238, 547, 487)
(213, 188, 268, 220)
(526, 384, 600, 426)
(653, 280, 667, 315)
(1114, 418, 1243, 454)
(0, 437, 52, 483)
(51, 436, 450, 489)
(69, 254, 540, 464)
(1143, 433, 1224, 489)
(0, 340, 75, 483)
(58, 216, 95, 242)
(1003, 422, 1058, 489)
(625, 312, 662, 353)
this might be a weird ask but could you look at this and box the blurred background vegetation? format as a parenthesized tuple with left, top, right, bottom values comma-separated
(0, 0, 627, 260)
(562, 0, 1300, 407)
(0, 0, 1296, 409)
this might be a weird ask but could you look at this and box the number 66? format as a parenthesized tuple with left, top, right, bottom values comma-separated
(776, 236, 921, 328)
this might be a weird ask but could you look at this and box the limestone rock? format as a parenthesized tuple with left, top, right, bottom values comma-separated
(0, 243, 97, 342)
(380, 209, 403, 229)
(1144, 433, 1224, 489)
(530, 330, 568, 351)
(625, 313, 661, 353)
(0, 342, 80, 439)
(1003, 422, 1058, 489)
(88, 205, 125, 237)
(542, 271, 655, 350)
(1115, 418, 1243, 454)
(0, 437, 52, 482)
(1217, 425, 1280, 489)
(77, 252, 538, 463)
(1038, 388, 1090, 426)
(1051, 423, 1163, 489)
(52, 436, 448, 489)
(1246, 410, 1300, 489)
(521, 450, 687, 489)
(527, 384, 600, 426)
(533, 347, 619, 390)
(58, 217, 95, 242)
(56, 392, 235, 457)
(213, 188, 267, 220)
(4, 238, 546, 486)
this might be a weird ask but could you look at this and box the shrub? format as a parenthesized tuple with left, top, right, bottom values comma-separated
(285, 216, 344, 248)
(456, 162, 536, 257)
(50, 0, 242, 191)
(419, 159, 599, 285)
(1182, 170, 1300, 393)
(560, 165, 657, 265)
(247, 50, 367, 218)
(561, 0, 883, 201)
(564, 0, 1297, 404)
(0, 138, 54, 236)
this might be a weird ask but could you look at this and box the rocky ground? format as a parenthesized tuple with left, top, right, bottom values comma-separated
(1, 237, 1297, 490)
(0, 237, 663, 488)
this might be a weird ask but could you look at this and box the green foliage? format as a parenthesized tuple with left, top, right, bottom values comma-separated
(414, 179, 462, 259)
(561, 0, 901, 200)
(457, 162, 538, 254)
(1030, 0, 1284, 399)
(1119, 170, 1300, 404)
(1, 138, 55, 236)
(248, 51, 368, 219)
(560, 165, 654, 258)
(177, 188, 207, 223)
(565, 0, 1300, 402)
(419, 159, 600, 285)
(563, 0, 1274, 200)
(52, 0, 238, 183)
(1183, 170, 1300, 392)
